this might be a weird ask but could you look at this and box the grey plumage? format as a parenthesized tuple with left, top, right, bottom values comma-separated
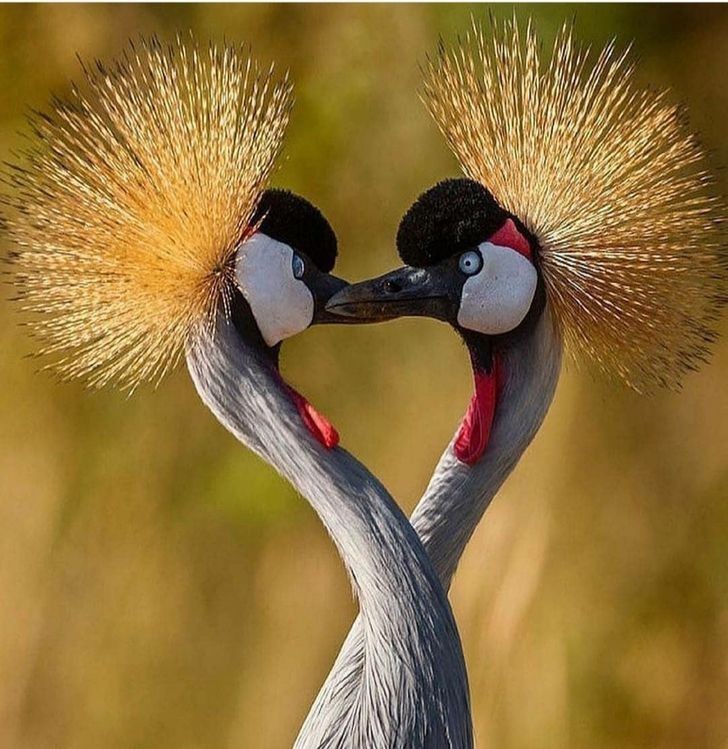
(299, 308, 562, 739)
(186, 312, 474, 748)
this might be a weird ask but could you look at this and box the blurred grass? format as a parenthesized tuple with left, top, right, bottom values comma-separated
(1, 4, 727, 749)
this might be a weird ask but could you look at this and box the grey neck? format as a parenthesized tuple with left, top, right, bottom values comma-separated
(185, 314, 473, 749)
(411, 308, 562, 589)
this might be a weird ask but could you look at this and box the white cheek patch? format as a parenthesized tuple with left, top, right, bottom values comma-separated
(235, 233, 314, 347)
(457, 242, 538, 335)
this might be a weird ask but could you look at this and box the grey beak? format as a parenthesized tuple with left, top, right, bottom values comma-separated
(326, 265, 454, 323)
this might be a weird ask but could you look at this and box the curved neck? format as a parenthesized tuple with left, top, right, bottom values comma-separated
(411, 309, 562, 589)
(185, 316, 472, 748)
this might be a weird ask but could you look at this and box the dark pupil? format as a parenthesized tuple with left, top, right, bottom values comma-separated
(460, 251, 480, 274)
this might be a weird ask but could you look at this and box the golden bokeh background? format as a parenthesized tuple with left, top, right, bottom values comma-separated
(1, 4, 727, 748)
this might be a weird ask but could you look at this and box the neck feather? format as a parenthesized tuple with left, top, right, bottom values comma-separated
(185, 315, 473, 748)
(411, 308, 562, 589)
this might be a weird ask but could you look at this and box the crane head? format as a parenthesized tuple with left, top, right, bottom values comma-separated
(329, 18, 728, 397)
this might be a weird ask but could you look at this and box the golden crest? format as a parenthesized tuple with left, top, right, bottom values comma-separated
(423, 18, 727, 390)
(6, 36, 292, 390)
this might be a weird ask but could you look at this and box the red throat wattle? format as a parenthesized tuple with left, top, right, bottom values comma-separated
(287, 386, 340, 449)
(454, 357, 503, 465)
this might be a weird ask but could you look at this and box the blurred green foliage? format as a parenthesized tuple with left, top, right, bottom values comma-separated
(1, 5, 727, 749)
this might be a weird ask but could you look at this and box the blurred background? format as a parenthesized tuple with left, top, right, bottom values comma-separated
(1, 4, 727, 749)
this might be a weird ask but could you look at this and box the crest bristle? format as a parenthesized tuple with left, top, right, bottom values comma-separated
(4, 35, 293, 391)
(423, 18, 728, 391)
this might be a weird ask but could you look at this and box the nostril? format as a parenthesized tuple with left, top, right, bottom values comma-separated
(383, 279, 402, 294)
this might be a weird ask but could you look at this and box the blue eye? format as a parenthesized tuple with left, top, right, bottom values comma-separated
(458, 250, 482, 276)
(292, 253, 305, 279)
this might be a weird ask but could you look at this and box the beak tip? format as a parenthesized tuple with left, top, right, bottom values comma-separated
(324, 301, 355, 318)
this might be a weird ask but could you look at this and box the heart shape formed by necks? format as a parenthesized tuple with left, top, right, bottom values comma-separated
(454, 358, 502, 465)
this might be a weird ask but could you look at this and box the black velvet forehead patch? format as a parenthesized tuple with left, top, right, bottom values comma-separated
(396, 178, 511, 267)
(251, 188, 338, 273)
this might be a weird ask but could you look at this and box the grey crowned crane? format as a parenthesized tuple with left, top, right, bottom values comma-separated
(306, 17, 728, 737)
(4, 39, 473, 749)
